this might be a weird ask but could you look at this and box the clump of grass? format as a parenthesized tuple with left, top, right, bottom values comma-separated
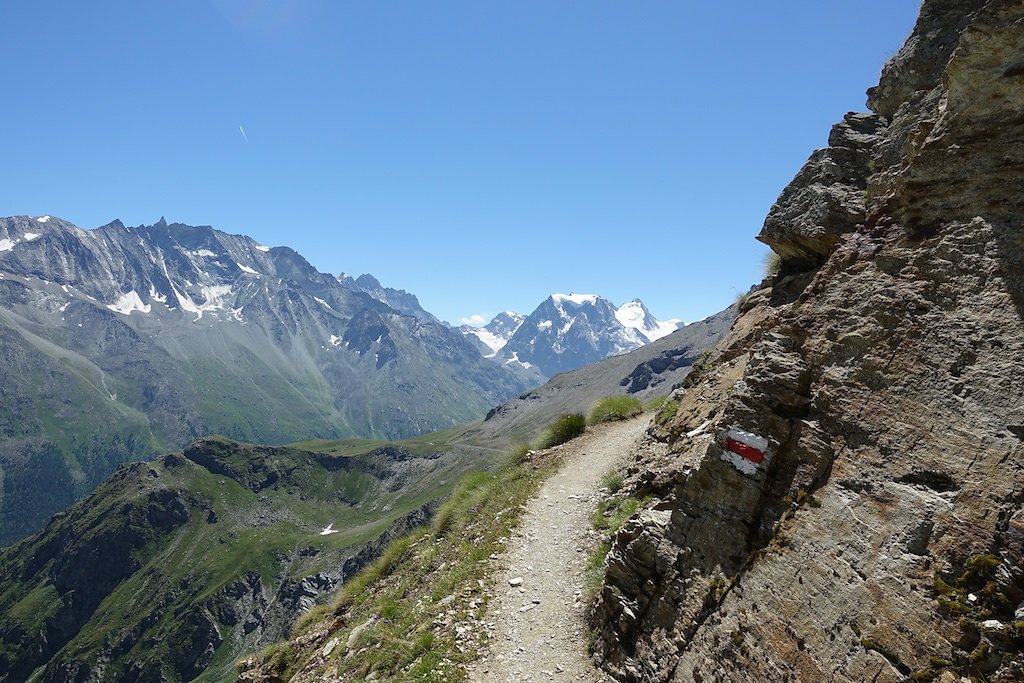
(764, 250, 782, 277)
(538, 413, 587, 449)
(591, 497, 640, 533)
(508, 443, 532, 465)
(588, 396, 643, 424)
(655, 398, 679, 426)
(601, 470, 624, 494)
(584, 540, 612, 596)
(643, 395, 667, 412)
(683, 350, 715, 389)
(248, 641, 298, 680)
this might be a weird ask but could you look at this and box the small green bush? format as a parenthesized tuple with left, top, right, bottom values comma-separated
(644, 395, 667, 411)
(655, 399, 679, 426)
(538, 413, 586, 448)
(589, 396, 643, 424)
(601, 470, 624, 493)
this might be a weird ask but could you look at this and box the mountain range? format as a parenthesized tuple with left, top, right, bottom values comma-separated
(0, 215, 530, 545)
(0, 215, 687, 547)
(461, 294, 681, 381)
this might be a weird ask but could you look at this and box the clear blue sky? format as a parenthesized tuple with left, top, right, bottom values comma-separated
(1, 1, 921, 325)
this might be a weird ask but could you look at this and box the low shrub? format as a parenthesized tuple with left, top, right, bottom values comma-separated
(538, 413, 586, 448)
(655, 399, 679, 426)
(643, 395, 667, 411)
(601, 470, 624, 493)
(589, 396, 643, 424)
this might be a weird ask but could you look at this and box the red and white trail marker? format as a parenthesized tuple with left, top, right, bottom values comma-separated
(720, 427, 769, 475)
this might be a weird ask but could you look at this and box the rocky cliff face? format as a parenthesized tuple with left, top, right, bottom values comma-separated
(592, 2, 1024, 681)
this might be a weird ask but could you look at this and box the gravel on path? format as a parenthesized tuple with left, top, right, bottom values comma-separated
(469, 416, 650, 682)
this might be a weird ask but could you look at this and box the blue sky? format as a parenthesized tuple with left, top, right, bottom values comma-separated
(1, 1, 921, 325)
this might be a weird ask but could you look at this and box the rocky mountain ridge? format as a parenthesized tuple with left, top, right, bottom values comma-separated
(591, 1, 1024, 681)
(0, 216, 529, 545)
(463, 293, 682, 382)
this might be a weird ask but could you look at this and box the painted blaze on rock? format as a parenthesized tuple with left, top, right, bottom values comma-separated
(719, 427, 768, 475)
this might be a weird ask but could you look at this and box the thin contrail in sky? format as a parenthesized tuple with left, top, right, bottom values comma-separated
(239, 125, 248, 143)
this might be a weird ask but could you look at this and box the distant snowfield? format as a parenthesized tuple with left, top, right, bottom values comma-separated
(23, 232, 41, 241)
(237, 263, 259, 275)
(0, 238, 14, 252)
(254, 244, 270, 252)
(468, 327, 508, 355)
(35, 215, 51, 223)
(107, 290, 151, 315)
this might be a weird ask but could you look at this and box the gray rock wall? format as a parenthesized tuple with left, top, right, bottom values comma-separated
(592, 2, 1024, 681)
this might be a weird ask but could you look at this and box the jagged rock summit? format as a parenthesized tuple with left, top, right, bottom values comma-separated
(462, 293, 682, 381)
(592, 1, 1024, 681)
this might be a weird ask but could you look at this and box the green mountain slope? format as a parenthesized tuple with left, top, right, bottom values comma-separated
(0, 438, 455, 683)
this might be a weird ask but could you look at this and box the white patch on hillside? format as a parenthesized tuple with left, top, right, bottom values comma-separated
(537, 320, 553, 331)
(36, 215, 51, 223)
(23, 232, 41, 241)
(614, 300, 647, 329)
(0, 238, 15, 252)
(237, 263, 259, 275)
(314, 296, 335, 311)
(149, 286, 168, 304)
(647, 319, 682, 340)
(187, 248, 218, 258)
(328, 334, 342, 347)
(320, 523, 339, 536)
(552, 292, 598, 306)
(106, 290, 151, 315)
(615, 300, 681, 342)
(169, 283, 234, 321)
(255, 244, 270, 252)
(467, 328, 508, 355)
(505, 351, 533, 369)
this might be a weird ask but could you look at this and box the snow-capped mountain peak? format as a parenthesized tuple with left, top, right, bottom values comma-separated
(460, 293, 682, 381)
(615, 299, 681, 342)
(551, 292, 599, 306)
(460, 311, 526, 357)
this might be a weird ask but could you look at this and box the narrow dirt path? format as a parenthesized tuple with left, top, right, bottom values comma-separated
(470, 415, 650, 682)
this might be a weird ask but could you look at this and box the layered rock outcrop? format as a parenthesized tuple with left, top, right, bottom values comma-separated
(593, 1, 1024, 681)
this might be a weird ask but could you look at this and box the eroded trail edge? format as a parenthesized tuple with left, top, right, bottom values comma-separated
(471, 416, 650, 682)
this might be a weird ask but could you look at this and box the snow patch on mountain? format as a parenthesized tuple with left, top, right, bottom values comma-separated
(23, 232, 41, 242)
(237, 263, 259, 275)
(107, 290, 151, 316)
(0, 239, 15, 252)
(461, 311, 527, 357)
(615, 299, 681, 342)
(470, 328, 508, 356)
(36, 215, 51, 223)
